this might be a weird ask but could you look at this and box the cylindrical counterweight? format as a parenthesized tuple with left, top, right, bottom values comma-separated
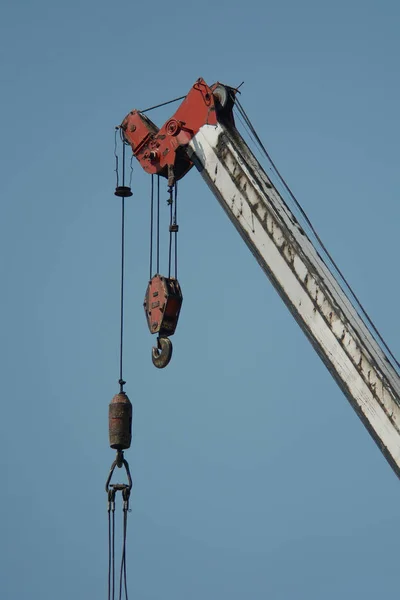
(109, 392, 132, 450)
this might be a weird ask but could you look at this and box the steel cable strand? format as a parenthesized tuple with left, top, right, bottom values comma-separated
(118, 503, 129, 600)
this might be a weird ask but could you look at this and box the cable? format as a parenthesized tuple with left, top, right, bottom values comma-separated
(141, 95, 186, 114)
(108, 495, 116, 600)
(129, 154, 134, 188)
(234, 98, 400, 372)
(114, 129, 119, 188)
(118, 508, 129, 600)
(119, 143, 127, 392)
(117, 494, 129, 600)
(150, 175, 154, 279)
(119, 196, 125, 390)
(108, 508, 112, 600)
(112, 507, 116, 600)
(174, 182, 178, 279)
(157, 176, 160, 274)
(123, 510, 128, 600)
(168, 187, 173, 279)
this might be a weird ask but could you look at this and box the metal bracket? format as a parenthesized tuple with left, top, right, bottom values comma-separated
(105, 449, 133, 493)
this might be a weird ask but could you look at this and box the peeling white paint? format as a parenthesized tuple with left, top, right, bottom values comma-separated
(188, 124, 400, 476)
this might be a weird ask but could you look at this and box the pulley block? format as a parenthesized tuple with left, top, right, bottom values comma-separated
(144, 274, 183, 337)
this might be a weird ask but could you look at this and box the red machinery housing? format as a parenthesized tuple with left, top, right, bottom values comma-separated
(120, 78, 235, 183)
(123, 79, 235, 368)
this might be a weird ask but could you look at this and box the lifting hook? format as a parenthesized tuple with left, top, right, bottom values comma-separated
(152, 336, 173, 369)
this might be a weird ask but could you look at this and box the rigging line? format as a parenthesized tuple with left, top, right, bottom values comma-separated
(174, 182, 178, 279)
(141, 95, 186, 114)
(119, 505, 129, 600)
(234, 108, 268, 168)
(108, 507, 111, 600)
(150, 175, 154, 278)
(168, 187, 173, 279)
(119, 143, 127, 391)
(129, 154, 134, 188)
(112, 506, 116, 600)
(157, 176, 160, 274)
(107, 499, 116, 600)
(114, 128, 119, 188)
(234, 107, 301, 217)
(123, 509, 129, 600)
(235, 98, 400, 371)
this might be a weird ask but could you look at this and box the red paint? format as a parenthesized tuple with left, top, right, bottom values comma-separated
(121, 78, 220, 181)
(143, 275, 183, 337)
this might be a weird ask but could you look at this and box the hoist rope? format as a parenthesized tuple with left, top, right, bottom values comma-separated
(108, 494, 116, 600)
(114, 129, 119, 188)
(118, 505, 129, 600)
(150, 175, 179, 280)
(141, 95, 186, 114)
(234, 98, 400, 372)
(150, 175, 154, 279)
(108, 492, 129, 600)
(167, 183, 179, 279)
(119, 142, 127, 392)
(157, 176, 160, 274)
(108, 506, 112, 600)
(174, 183, 178, 279)
(168, 188, 173, 279)
(108, 134, 133, 600)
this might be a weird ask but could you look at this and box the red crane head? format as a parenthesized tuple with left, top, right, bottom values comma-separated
(120, 78, 236, 184)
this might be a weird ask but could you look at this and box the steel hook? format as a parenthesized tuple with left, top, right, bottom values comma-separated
(152, 336, 173, 369)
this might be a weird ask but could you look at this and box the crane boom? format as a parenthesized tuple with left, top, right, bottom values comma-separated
(121, 79, 400, 478)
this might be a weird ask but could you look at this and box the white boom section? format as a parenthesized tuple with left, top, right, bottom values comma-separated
(187, 122, 400, 477)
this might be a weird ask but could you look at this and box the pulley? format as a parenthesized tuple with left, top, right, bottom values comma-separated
(114, 185, 133, 197)
(109, 392, 132, 450)
(144, 274, 183, 337)
(143, 274, 182, 368)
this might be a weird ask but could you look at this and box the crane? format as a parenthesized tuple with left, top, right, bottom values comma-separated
(119, 78, 400, 479)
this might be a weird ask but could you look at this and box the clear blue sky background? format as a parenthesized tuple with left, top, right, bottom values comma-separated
(1, 0, 400, 598)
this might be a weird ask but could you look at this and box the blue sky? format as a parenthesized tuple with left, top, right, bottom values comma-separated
(1, 0, 400, 598)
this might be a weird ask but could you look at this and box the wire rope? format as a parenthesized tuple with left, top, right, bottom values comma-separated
(234, 98, 400, 371)
(150, 175, 154, 278)
(141, 95, 186, 114)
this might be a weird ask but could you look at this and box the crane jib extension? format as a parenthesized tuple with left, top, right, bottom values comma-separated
(121, 78, 400, 478)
